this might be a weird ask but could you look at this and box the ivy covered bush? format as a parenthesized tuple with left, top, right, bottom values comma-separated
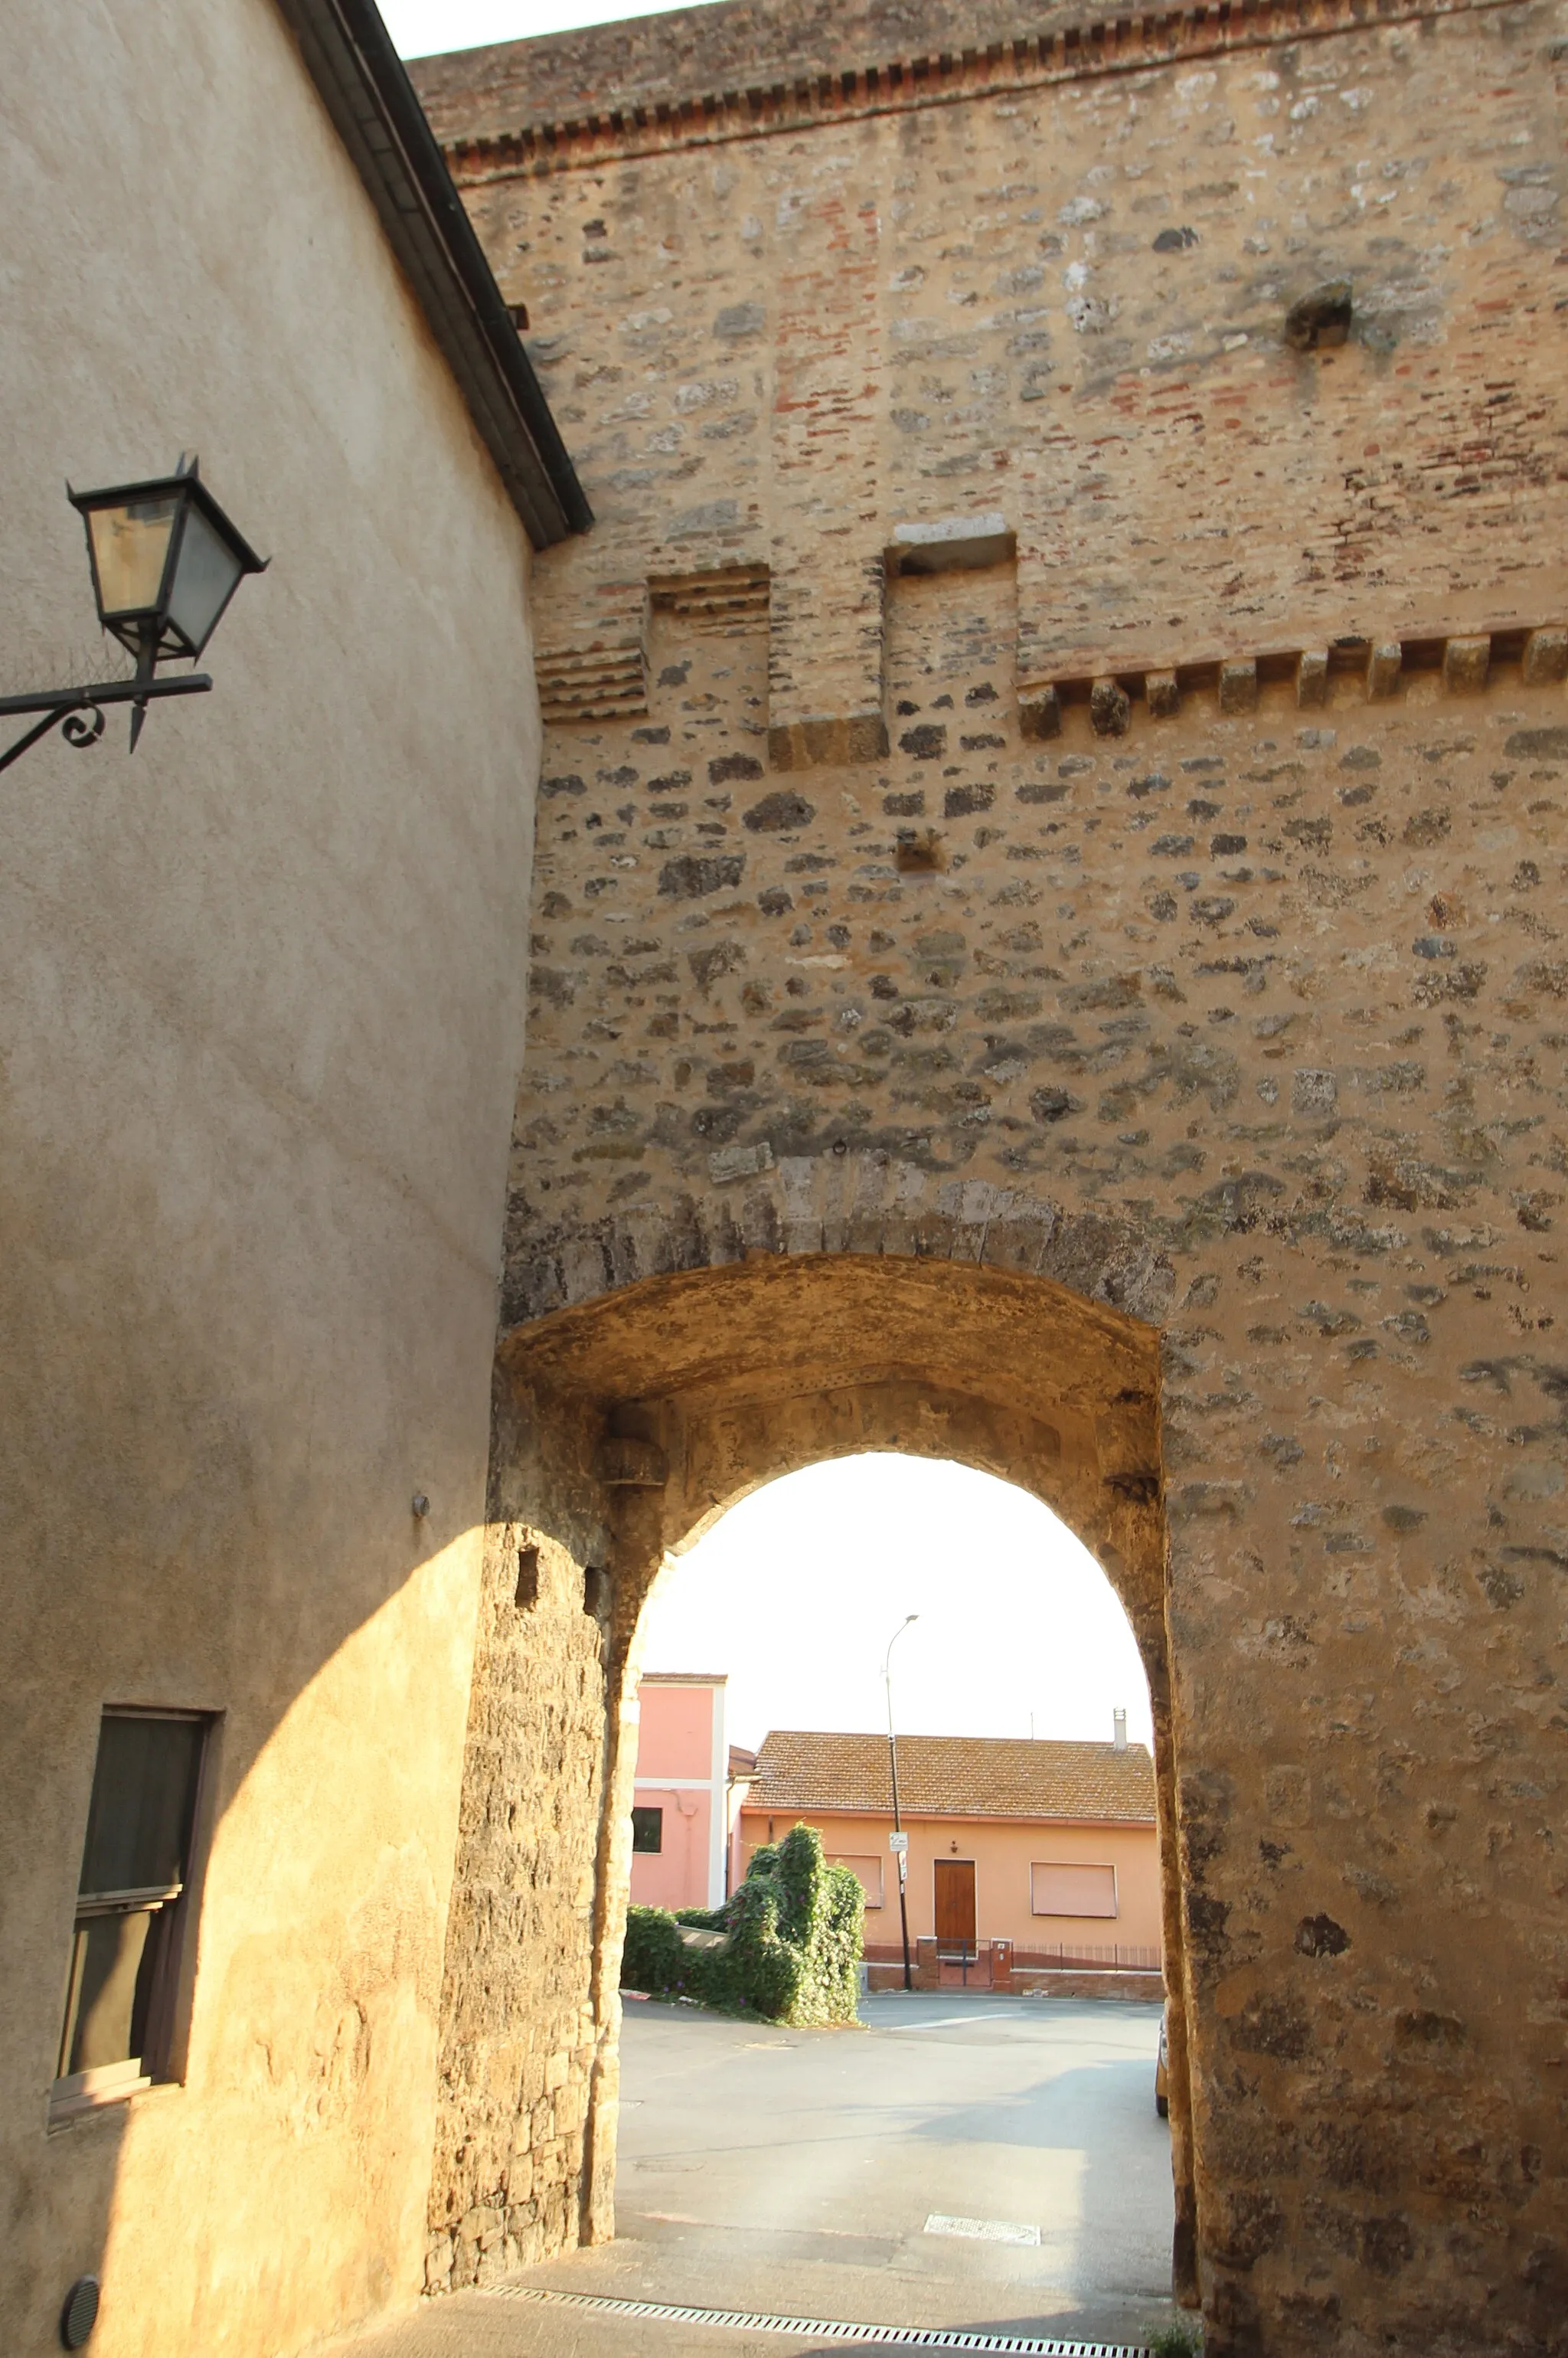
(621, 1904, 691, 1998)
(619, 1823, 864, 2026)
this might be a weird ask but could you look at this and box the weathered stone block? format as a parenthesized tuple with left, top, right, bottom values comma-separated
(1146, 669, 1181, 718)
(1019, 685, 1062, 739)
(595, 1435, 667, 1487)
(1442, 634, 1491, 693)
(1295, 649, 1329, 706)
(1217, 659, 1257, 714)
(1090, 677, 1131, 736)
(1367, 641, 1403, 698)
(1292, 1068, 1338, 1117)
(768, 713, 889, 769)
(1522, 626, 1568, 685)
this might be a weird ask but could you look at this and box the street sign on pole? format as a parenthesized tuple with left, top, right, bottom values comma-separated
(889, 1831, 909, 1853)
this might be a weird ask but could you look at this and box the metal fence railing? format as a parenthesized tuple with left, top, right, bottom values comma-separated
(862, 1939, 1161, 1974)
(1012, 1942, 1161, 1973)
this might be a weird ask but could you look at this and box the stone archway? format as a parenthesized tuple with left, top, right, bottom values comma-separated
(426, 1196, 1203, 2317)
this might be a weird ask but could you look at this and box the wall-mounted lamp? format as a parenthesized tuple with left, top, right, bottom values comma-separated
(0, 456, 266, 773)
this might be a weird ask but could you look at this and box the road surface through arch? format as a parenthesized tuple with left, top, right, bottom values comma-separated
(334, 1994, 1175, 2358)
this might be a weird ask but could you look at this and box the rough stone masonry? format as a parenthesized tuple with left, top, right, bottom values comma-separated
(410, 4, 1568, 2353)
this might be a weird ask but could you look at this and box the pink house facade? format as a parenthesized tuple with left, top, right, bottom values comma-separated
(628, 1673, 730, 1912)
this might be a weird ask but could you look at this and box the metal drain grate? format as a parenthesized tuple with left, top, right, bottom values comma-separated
(490, 2281, 1148, 2356)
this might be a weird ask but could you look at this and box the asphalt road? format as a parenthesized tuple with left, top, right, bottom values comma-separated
(335, 1992, 1174, 2358)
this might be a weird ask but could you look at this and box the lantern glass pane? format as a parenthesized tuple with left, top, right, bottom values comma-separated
(165, 502, 246, 657)
(87, 497, 178, 622)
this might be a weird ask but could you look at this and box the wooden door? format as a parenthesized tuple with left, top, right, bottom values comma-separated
(933, 1859, 976, 1949)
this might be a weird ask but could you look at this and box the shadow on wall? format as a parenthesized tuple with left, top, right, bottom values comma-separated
(18, 1457, 611, 2358)
(47, 1528, 500, 2358)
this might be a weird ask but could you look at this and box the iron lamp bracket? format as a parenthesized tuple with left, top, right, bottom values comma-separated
(0, 672, 212, 774)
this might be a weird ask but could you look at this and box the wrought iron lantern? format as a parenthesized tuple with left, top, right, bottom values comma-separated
(1, 456, 266, 771)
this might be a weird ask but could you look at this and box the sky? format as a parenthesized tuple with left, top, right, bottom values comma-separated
(638, 1457, 1154, 1758)
(383, 0, 715, 55)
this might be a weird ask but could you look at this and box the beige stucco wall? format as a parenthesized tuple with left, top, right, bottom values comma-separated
(0, 5, 541, 2356)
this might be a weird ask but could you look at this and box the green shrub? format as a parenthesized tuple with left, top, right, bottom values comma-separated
(620, 1904, 688, 1996)
(618, 1824, 864, 2025)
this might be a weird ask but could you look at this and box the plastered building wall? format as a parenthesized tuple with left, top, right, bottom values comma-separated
(738, 1807, 1164, 1953)
(410, 3, 1568, 2351)
(629, 1677, 727, 1910)
(0, 4, 541, 2354)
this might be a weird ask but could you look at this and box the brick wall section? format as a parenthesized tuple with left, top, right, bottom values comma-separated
(425, 1, 1568, 724)
(410, 0, 1208, 139)
(414, 6, 1568, 2350)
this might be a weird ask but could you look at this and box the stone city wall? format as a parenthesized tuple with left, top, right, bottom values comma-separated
(413, 5, 1568, 2350)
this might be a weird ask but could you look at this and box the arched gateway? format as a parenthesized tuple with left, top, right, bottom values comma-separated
(430, 1192, 1201, 2301)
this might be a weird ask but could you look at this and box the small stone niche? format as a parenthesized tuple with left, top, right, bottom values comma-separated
(1284, 280, 1353, 352)
(895, 828, 946, 874)
(514, 1544, 540, 1611)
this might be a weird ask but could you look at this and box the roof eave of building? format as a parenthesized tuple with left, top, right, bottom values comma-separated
(272, 0, 592, 548)
(742, 1803, 1157, 1830)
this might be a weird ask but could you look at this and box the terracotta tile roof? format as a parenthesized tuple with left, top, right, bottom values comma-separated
(747, 1731, 1156, 1824)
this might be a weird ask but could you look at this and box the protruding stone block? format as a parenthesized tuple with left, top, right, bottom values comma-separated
(1090, 677, 1131, 737)
(1218, 659, 1257, 715)
(595, 1434, 668, 1487)
(1145, 669, 1180, 718)
(889, 512, 1015, 574)
(1522, 626, 1568, 686)
(1442, 635, 1491, 694)
(1019, 685, 1062, 739)
(1295, 649, 1329, 707)
(1367, 641, 1402, 698)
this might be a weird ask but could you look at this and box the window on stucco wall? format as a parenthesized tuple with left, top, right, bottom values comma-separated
(54, 1709, 210, 2115)
(1031, 1861, 1118, 1918)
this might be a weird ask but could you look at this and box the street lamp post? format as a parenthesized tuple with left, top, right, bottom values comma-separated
(883, 1614, 918, 1992)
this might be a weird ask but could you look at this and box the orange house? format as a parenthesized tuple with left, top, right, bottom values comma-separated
(736, 1728, 1161, 1974)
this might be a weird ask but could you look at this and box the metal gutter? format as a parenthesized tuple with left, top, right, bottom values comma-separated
(273, 0, 592, 548)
